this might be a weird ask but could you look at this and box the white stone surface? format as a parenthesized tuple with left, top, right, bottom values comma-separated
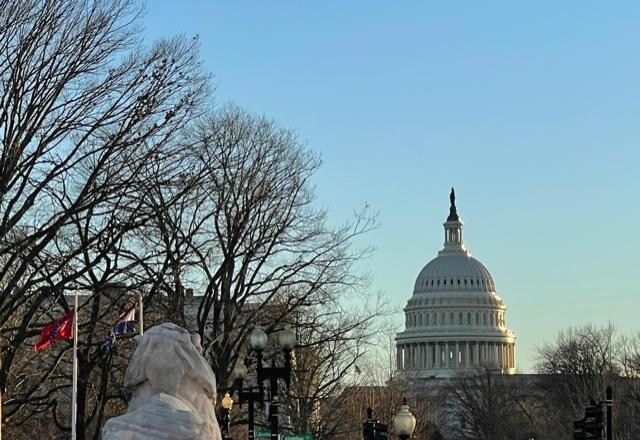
(102, 323, 222, 440)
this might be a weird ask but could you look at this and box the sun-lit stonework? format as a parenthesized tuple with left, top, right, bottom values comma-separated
(396, 189, 516, 377)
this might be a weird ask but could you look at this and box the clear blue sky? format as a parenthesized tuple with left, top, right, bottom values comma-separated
(143, 1, 640, 372)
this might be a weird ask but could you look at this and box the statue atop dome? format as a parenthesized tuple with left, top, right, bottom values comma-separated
(447, 187, 459, 221)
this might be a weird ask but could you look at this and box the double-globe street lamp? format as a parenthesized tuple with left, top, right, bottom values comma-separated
(231, 327, 296, 440)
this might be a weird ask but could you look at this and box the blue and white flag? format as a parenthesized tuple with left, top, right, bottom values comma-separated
(104, 305, 136, 352)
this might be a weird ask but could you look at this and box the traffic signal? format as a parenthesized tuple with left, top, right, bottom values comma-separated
(584, 403, 604, 439)
(573, 419, 586, 440)
(373, 421, 389, 440)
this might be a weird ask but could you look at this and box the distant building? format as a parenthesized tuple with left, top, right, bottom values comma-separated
(395, 189, 516, 378)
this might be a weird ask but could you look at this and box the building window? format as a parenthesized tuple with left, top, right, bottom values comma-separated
(458, 312, 463, 325)
(467, 312, 471, 325)
(441, 313, 445, 325)
(426, 314, 430, 325)
(483, 313, 487, 325)
(449, 312, 454, 325)
(464, 279, 467, 285)
(443, 279, 446, 285)
(419, 314, 423, 326)
(457, 279, 461, 285)
(490, 313, 494, 326)
(475, 313, 479, 325)
(433, 314, 437, 325)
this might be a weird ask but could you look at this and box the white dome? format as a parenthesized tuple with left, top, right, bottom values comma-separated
(395, 189, 516, 378)
(413, 253, 496, 294)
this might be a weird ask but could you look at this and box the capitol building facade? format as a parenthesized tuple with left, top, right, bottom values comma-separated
(396, 190, 516, 378)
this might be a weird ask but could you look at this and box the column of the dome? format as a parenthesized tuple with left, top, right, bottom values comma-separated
(470, 342, 480, 367)
(498, 343, 503, 367)
(506, 344, 510, 369)
(419, 343, 424, 369)
(492, 343, 496, 366)
(465, 342, 470, 367)
(423, 342, 428, 369)
(437, 342, 442, 368)
(512, 344, 516, 369)
(504, 344, 509, 369)
(489, 342, 494, 367)
(486, 342, 491, 365)
(455, 341, 459, 368)
(444, 341, 450, 368)
(426, 342, 432, 368)
(397, 346, 402, 370)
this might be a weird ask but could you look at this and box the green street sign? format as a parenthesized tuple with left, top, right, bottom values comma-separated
(254, 431, 312, 440)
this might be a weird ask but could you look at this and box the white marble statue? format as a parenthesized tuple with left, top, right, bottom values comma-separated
(102, 323, 222, 440)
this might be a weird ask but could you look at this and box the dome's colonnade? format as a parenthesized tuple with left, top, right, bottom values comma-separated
(395, 190, 516, 377)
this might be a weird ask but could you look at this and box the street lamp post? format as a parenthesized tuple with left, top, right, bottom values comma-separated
(393, 398, 416, 440)
(220, 392, 234, 440)
(363, 406, 388, 440)
(232, 327, 296, 440)
(232, 362, 262, 440)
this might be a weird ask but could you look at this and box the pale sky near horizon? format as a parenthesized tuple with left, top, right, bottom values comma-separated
(143, 1, 640, 372)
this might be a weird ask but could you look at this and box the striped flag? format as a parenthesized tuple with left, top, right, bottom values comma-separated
(104, 305, 136, 352)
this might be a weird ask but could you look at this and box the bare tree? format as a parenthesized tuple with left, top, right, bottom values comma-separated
(122, 104, 379, 391)
(280, 294, 390, 439)
(0, 0, 208, 437)
(534, 324, 640, 439)
(535, 324, 620, 411)
(447, 368, 535, 440)
(334, 379, 444, 440)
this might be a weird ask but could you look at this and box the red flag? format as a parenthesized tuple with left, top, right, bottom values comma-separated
(35, 309, 74, 351)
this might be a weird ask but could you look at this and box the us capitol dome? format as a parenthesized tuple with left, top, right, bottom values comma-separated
(395, 189, 516, 377)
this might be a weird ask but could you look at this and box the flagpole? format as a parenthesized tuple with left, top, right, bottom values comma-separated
(1, 348, 3, 440)
(138, 292, 144, 336)
(71, 290, 78, 440)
